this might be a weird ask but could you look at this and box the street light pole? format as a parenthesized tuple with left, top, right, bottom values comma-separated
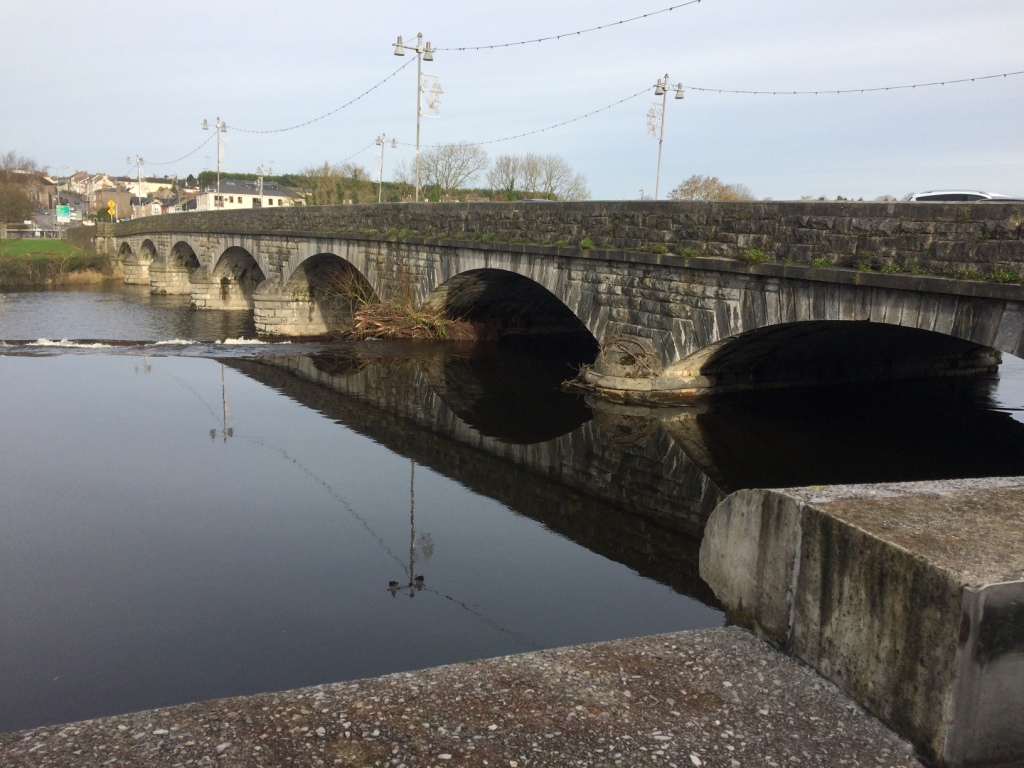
(375, 134, 397, 203)
(652, 74, 685, 201)
(393, 32, 434, 202)
(202, 117, 228, 194)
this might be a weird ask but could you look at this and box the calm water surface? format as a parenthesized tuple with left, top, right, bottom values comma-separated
(2, 284, 1023, 733)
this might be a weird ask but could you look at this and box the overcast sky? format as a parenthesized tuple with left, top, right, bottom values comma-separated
(3, 0, 1022, 200)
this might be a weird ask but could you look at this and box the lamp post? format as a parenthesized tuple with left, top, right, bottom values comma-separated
(126, 155, 144, 199)
(375, 134, 397, 203)
(202, 117, 228, 194)
(392, 32, 434, 203)
(650, 74, 684, 201)
(256, 163, 272, 200)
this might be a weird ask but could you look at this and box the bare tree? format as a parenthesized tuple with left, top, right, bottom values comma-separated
(1, 151, 39, 182)
(536, 155, 589, 200)
(419, 143, 489, 200)
(487, 153, 589, 201)
(669, 174, 755, 202)
(487, 154, 522, 199)
(391, 159, 415, 202)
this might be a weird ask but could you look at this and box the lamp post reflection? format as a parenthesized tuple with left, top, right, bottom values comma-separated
(210, 362, 234, 442)
(389, 459, 430, 597)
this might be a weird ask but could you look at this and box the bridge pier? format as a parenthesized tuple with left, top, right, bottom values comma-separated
(121, 259, 150, 285)
(253, 279, 332, 337)
(189, 266, 259, 311)
(148, 263, 193, 295)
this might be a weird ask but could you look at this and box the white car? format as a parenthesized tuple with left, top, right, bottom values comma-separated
(909, 190, 1017, 202)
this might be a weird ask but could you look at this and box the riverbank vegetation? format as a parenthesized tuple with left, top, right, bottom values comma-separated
(0, 239, 113, 287)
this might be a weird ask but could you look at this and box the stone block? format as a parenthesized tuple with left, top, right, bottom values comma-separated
(699, 480, 1024, 767)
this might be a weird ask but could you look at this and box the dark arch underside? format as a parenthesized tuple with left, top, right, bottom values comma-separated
(423, 269, 595, 343)
(699, 321, 1000, 392)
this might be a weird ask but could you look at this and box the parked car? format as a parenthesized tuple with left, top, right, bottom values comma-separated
(909, 190, 1019, 202)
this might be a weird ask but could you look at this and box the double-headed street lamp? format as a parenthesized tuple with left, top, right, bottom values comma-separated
(202, 117, 228, 194)
(392, 32, 434, 203)
(375, 134, 397, 203)
(650, 74, 685, 200)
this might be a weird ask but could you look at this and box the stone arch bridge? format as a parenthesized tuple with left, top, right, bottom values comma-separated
(101, 200, 1024, 402)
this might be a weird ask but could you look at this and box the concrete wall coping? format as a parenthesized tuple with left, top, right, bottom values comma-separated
(775, 477, 1024, 588)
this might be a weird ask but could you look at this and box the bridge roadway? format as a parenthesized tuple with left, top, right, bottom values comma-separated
(94, 199, 1024, 402)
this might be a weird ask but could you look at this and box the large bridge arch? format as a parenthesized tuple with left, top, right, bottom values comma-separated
(191, 246, 266, 310)
(664, 321, 1001, 394)
(264, 252, 377, 337)
(421, 268, 597, 343)
(586, 269, 1022, 400)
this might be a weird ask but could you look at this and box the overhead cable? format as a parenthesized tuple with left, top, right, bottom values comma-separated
(146, 133, 215, 166)
(231, 58, 414, 134)
(396, 87, 650, 149)
(679, 68, 1024, 95)
(436, 0, 704, 51)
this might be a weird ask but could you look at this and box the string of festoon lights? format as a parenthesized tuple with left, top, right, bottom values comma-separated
(434, 0, 705, 51)
(145, 133, 215, 166)
(676, 69, 1024, 96)
(383, 65, 1024, 152)
(229, 58, 414, 135)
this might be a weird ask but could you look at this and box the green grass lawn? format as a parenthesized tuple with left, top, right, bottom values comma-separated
(0, 238, 84, 259)
(0, 238, 112, 285)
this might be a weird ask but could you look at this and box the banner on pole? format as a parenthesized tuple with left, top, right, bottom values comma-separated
(646, 103, 663, 138)
(421, 73, 443, 118)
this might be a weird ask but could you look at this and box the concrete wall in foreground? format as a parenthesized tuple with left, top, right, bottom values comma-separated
(699, 480, 1024, 767)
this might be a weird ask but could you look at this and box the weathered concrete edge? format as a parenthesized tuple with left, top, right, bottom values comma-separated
(699, 476, 1024, 767)
(0, 627, 922, 768)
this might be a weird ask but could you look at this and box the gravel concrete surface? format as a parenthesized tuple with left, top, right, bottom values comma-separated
(0, 627, 922, 767)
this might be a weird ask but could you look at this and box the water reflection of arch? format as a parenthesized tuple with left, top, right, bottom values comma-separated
(418, 342, 594, 444)
(660, 367, 1024, 491)
(223, 353, 720, 602)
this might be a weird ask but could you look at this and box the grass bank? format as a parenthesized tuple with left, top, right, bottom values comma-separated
(0, 239, 114, 287)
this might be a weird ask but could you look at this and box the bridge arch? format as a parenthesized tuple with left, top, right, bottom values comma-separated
(285, 253, 376, 335)
(120, 240, 155, 285)
(150, 240, 201, 295)
(191, 246, 266, 310)
(139, 239, 157, 264)
(663, 321, 1001, 394)
(421, 268, 597, 344)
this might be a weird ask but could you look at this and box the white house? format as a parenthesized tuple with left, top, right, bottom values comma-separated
(194, 179, 301, 212)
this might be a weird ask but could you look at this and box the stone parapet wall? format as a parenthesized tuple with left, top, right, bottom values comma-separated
(110, 200, 1024, 277)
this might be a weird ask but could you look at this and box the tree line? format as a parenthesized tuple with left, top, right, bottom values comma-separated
(298, 144, 591, 205)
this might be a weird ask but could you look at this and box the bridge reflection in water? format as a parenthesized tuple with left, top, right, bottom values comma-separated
(225, 340, 1024, 599)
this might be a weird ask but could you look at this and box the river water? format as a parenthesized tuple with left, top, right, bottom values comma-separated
(2, 284, 1023, 733)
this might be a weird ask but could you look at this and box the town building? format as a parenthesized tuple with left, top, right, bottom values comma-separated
(194, 178, 302, 212)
